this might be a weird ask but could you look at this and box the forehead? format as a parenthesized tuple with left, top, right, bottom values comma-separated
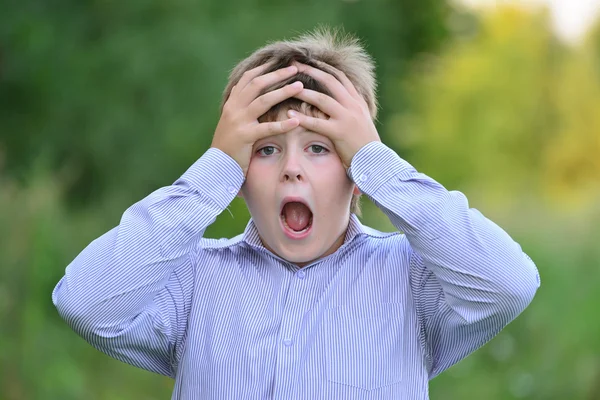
(265, 107, 330, 141)
(268, 125, 330, 142)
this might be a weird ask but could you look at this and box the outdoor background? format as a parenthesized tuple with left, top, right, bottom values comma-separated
(1, 0, 600, 399)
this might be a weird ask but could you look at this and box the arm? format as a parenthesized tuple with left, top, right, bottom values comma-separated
(52, 149, 244, 376)
(348, 141, 540, 378)
(52, 63, 304, 376)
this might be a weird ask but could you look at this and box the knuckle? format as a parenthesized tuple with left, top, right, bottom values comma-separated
(248, 78, 259, 89)
(251, 76, 266, 89)
(257, 75, 269, 85)
(242, 70, 253, 78)
(316, 93, 328, 105)
(221, 104, 233, 117)
(259, 94, 271, 106)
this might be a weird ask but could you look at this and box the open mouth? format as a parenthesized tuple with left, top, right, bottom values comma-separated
(280, 200, 314, 237)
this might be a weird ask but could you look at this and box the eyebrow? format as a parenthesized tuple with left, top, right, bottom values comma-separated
(253, 130, 332, 149)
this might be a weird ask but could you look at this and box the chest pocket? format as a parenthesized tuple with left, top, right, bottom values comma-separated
(325, 303, 403, 391)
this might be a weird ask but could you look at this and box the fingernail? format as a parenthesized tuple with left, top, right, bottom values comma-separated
(288, 65, 297, 72)
(288, 110, 298, 117)
(291, 81, 302, 88)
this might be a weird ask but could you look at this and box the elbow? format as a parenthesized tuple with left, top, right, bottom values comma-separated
(497, 254, 541, 321)
(53, 278, 148, 342)
(52, 278, 98, 337)
(449, 255, 540, 326)
(53, 278, 74, 321)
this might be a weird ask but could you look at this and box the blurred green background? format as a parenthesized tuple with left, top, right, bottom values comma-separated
(1, 0, 600, 398)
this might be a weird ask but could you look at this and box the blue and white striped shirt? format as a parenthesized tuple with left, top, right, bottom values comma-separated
(52, 142, 540, 399)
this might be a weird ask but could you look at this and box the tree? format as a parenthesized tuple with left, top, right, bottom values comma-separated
(390, 5, 600, 211)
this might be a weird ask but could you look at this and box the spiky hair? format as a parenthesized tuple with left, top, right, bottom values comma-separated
(221, 27, 378, 120)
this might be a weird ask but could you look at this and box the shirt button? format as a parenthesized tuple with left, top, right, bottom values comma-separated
(228, 186, 237, 195)
(283, 339, 293, 347)
(358, 173, 368, 183)
(296, 270, 305, 279)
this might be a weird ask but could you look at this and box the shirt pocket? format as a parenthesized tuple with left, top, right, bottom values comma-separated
(325, 303, 404, 391)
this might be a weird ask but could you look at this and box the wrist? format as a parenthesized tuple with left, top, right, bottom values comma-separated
(179, 148, 245, 210)
(209, 144, 249, 177)
(346, 137, 381, 167)
(348, 141, 415, 193)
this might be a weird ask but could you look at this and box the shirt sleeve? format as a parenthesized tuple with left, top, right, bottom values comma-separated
(348, 141, 541, 378)
(51, 148, 244, 377)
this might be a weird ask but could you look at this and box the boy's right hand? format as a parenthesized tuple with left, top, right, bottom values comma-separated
(211, 64, 303, 176)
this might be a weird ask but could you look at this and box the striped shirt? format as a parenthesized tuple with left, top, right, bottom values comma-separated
(52, 142, 540, 399)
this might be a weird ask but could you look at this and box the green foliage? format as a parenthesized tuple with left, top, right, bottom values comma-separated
(427, 205, 600, 399)
(0, 0, 449, 209)
(0, 175, 173, 399)
(391, 5, 600, 210)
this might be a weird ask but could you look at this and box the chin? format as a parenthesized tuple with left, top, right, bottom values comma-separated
(276, 246, 319, 265)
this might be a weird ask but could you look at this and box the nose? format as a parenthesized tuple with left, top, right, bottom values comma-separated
(280, 150, 304, 183)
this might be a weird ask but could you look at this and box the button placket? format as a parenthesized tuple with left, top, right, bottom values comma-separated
(275, 262, 333, 399)
(278, 270, 310, 349)
(273, 272, 310, 397)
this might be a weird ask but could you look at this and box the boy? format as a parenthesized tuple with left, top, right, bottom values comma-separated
(53, 29, 540, 399)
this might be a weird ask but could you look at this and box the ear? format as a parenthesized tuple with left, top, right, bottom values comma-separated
(237, 190, 244, 199)
(353, 184, 361, 196)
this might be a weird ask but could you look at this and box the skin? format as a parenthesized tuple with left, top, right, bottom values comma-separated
(211, 63, 304, 176)
(241, 118, 359, 266)
(288, 61, 381, 170)
(211, 61, 381, 266)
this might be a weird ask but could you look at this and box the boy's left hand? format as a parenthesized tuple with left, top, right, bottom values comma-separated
(287, 62, 381, 169)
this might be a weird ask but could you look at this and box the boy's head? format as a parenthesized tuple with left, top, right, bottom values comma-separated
(223, 28, 377, 266)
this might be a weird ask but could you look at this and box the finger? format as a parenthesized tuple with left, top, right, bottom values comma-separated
(292, 62, 352, 107)
(293, 89, 344, 118)
(235, 62, 276, 94)
(314, 61, 362, 101)
(287, 110, 335, 137)
(252, 117, 300, 141)
(229, 84, 238, 97)
(238, 65, 299, 106)
(248, 81, 304, 118)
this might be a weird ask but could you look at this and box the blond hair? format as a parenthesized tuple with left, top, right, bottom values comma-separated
(222, 28, 378, 216)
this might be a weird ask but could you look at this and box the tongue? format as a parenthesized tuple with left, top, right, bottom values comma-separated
(283, 202, 312, 231)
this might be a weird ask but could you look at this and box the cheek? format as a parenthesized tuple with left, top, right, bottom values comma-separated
(247, 160, 273, 184)
(310, 163, 354, 200)
(247, 156, 278, 178)
(243, 164, 274, 206)
(318, 157, 349, 181)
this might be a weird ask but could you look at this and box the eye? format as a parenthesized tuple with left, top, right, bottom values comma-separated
(257, 146, 279, 156)
(309, 145, 328, 154)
